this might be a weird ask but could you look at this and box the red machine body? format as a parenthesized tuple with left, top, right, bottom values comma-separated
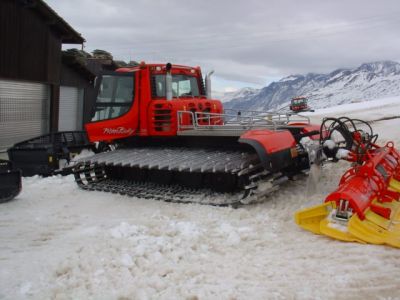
(84, 62, 315, 167)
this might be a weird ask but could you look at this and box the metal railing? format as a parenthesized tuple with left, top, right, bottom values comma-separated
(177, 110, 310, 132)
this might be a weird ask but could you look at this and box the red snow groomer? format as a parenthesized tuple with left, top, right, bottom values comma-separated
(73, 62, 320, 206)
(295, 117, 400, 248)
(290, 96, 313, 113)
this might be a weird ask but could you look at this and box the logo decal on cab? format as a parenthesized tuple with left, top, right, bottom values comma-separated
(103, 127, 134, 135)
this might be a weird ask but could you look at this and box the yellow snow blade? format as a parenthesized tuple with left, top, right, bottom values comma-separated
(295, 199, 400, 247)
(376, 199, 400, 222)
(389, 178, 400, 192)
(365, 199, 400, 228)
(348, 208, 400, 248)
(319, 218, 365, 243)
(378, 199, 400, 211)
(390, 201, 400, 223)
(294, 202, 333, 235)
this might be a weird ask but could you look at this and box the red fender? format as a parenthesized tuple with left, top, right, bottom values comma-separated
(239, 129, 297, 172)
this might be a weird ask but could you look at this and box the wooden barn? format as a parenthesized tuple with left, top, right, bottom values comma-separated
(0, 0, 94, 152)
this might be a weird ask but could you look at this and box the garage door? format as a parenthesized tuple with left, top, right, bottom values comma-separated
(59, 86, 83, 131)
(0, 79, 50, 151)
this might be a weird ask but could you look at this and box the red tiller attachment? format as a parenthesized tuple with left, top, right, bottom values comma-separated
(295, 117, 400, 248)
(328, 143, 400, 219)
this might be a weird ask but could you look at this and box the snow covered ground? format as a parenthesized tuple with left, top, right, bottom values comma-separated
(1, 98, 400, 300)
(305, 95, 400, 124)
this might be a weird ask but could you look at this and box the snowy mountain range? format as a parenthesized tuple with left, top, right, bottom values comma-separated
(223, 61, 400, 111)
(219, 87, 260, 103)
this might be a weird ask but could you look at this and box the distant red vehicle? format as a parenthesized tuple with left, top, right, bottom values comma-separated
(290, 96, 313, 112)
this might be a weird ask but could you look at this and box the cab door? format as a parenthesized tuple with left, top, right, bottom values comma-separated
(85, 71, 139, 142)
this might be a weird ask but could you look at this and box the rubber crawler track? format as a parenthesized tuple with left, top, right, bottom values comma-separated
(73, 147, 288, 206)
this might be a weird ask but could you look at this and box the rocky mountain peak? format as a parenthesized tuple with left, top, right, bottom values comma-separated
(223, 60, 400, 111)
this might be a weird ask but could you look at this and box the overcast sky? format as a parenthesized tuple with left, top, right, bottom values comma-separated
(47, 0, 400, 92)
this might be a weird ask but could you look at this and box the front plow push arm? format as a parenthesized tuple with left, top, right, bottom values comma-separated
(0, 160, 22, 203)
(295, 117, 400, 248)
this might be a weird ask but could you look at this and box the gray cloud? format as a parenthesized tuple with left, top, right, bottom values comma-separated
(49, 0, 400, 86)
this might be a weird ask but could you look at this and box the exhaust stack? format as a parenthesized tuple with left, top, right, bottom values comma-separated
(166, 63, 172, 100)
(205, 70, 214, 99)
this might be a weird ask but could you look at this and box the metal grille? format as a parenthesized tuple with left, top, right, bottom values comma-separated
(0, 79, 49, 151)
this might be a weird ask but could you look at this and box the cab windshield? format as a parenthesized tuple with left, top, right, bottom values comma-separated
(152, 74, 200, 98)
(92, 73, 135, 121)
(293, 98, 306, 105)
